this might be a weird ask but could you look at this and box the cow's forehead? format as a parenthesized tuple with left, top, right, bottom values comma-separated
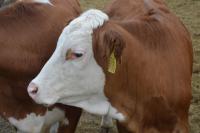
(57, 32, 91, 51)
(33, 0, 52, 5)
(57, 9, 109, 49)
(65, 9, 108, 36)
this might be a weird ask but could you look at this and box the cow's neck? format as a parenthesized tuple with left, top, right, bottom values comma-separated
(93, 24, 145, 129)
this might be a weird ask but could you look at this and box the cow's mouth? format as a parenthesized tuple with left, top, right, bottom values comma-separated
(31, 95, 59, 107)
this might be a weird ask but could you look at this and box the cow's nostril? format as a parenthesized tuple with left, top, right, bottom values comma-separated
(31, 87, 38, 94)
(28, 83, 38, 95)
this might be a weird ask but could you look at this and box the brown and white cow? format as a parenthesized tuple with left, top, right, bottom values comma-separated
(28, 0, 193, 132)
(0, 0, 82, 132)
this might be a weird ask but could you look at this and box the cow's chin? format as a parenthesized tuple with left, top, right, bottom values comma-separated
(31, 95, 59, 107)
(57, 96, 86, 106)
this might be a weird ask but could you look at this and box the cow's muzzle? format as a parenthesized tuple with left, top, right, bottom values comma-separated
(27, 82, 38, 98)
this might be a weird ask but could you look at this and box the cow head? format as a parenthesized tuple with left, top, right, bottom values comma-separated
(27, 9, 125, 120)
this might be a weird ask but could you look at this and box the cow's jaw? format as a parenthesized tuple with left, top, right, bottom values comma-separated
(28, 9, 125, 121)
(60, 93, 125, 121)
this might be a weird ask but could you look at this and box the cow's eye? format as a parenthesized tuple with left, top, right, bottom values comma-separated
(74, 53, 83, 58)
(66, 49, 84, 60)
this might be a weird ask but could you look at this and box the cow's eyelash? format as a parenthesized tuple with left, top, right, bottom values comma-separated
(73, 53, 83, 58)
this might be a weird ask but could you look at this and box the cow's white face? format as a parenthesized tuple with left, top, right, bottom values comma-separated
(29, 9, 108, 106)
(28, 9, 125, 120)
(31, 31, 105, 104)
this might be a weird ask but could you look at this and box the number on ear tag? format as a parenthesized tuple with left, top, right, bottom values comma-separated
(108, 52, 117, 74)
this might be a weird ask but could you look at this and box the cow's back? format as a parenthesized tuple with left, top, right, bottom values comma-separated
(0, 0, 80, 77)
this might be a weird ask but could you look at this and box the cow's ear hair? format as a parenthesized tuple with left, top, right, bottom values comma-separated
(103, 29, 125, 62)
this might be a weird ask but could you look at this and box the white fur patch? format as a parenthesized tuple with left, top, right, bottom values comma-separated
(64, 9, 109, 35)
(61, 94, 125, 121)
(8, 108, 67, 133)
(33, 0, 53, 5)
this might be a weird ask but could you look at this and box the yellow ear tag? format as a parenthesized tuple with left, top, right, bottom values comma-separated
(108, 52, 117, 74)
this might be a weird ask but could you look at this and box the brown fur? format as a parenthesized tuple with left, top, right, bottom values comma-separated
(93, 0, 192, 133)
(0, 0, 82, 132)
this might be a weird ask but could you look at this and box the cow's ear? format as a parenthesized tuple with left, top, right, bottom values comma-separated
(103, 29, 125, 62)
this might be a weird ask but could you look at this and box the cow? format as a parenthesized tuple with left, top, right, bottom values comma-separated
(27, 0, 193, 133)
(0, 0, 83, 132)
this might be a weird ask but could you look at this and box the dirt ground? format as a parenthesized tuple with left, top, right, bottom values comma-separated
(0, 0, 199, 133)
